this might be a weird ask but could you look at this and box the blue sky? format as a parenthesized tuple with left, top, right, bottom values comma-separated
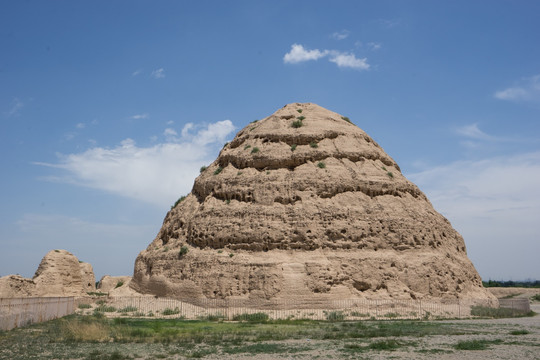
(1, 1, 539, 281)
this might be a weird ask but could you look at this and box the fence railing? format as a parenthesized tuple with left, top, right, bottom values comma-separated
(76, 296, 507, 321)
(498, 298, 530, 313)
(1, 296, 529, 330)
(0, 297, 75, 331)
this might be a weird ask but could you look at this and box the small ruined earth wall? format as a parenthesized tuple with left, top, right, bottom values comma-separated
(0, 297, 74, 331)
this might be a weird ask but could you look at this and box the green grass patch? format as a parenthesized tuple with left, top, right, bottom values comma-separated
(510, 329, 530, 335)
(341, 116, 351, 123)
(309, 141, 318, 148)
(213, 167, 223, 175)
(471, 305, 535, 318)
(232, 312, 269, 323)
(171, 195, 187, 209)
(531, 294, 540, 301)
(161, 308, 180, 316)
(244, 144, 251, 150)
(78, 303, 92, 309)
(290, 144, 297, 151)
(94, 305, 117, 313)
(454, 339, 503, 350)
(118, 306, 138, 313)
(250, 147, 259, 154)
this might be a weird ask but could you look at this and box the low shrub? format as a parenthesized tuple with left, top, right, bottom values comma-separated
(471, 305, 533, 318)
(171, 195, 187, 209)
(291, 120, 303, 128)
(118, 306, 138, 313)
(297, 109, 302, 113)
(341, 116, 351, 123)
(162, 308, 180, 316)
(78, 303, 91, 309)
(114, 281, 124, 289)
(244, 144, 251, 150)
(325, 311, 345, 321)
(251, 147, 259, 154)
(291, 144, 297, 151)
(297, 116, 305, 121)
(510, 329, 529, 335)
(179, 245, 189, 257)
(94, 305, 117, 313)
(233, 312, 269, 323)
(200, 165, 207, 173)
(454, 339, 503, 350)
(214, 167, 223, 175)
(309, 141, 318, 148)
(317, 162, 326, 169)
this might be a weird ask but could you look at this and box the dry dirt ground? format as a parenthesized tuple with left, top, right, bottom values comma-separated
(201, 305, 540, 360)
(1, 301, 538, 359)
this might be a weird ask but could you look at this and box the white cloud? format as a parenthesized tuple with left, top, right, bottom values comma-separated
(76, 123, 85, 129)
(6, 98, 23, 117)
(151, 68, 165, 79)
(331, 30, 350, 40)
(455, 123, 493, 140)
(408, 152, 540, 279)
(35, 120, 235, 208)
(163, 127, 178, 141)
(283, 44, 369, 70)
(494, 74, 540, 102)
(181, 122, 194, 138)
(329, 53, 370, 70)
(131, 113, 149, 120)
(132, 69, 143, 76)
(367, 42, 382, 51)
(283, 44, 329, 64)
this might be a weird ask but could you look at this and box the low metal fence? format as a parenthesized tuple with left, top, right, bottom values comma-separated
(0, 297, 75, 331)
(76, 296, 504, 321)
(2, 295, 529, 330)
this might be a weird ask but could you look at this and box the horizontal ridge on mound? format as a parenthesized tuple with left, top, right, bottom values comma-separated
(130, 102, 495, 303)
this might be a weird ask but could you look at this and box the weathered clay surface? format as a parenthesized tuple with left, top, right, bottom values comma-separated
(0, 275, 36, 298)
(97, 275, 132, 293)
(80, 262, 96, 293)
(131, 103, 495, 301)
(0, 250, 95, 297)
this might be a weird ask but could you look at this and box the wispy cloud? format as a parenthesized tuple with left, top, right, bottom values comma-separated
(455, 123, 493, 141)
(494, 74, 540, 102)
(329, 52, 369, 70)
(35, 120, 235, 208)
(367, 42, 382, 51)
(131, 113, 149, 120)
(6, 98, 24, 117)
(76, 123, 85, 129)
(283, 44, 369, 70)
(378, 18, 400, 29)
(408, 151, 540, 279)
(132, 69, 143, 77)
(151, 68, 165, 79)
(331, 30, 350, 40)
(283, 44, 328, 64)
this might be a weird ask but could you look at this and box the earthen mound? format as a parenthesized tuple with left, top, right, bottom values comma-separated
(0, 249, 96, 297)
(97, 275, 132, 293)
(131, 103, 495, 302)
